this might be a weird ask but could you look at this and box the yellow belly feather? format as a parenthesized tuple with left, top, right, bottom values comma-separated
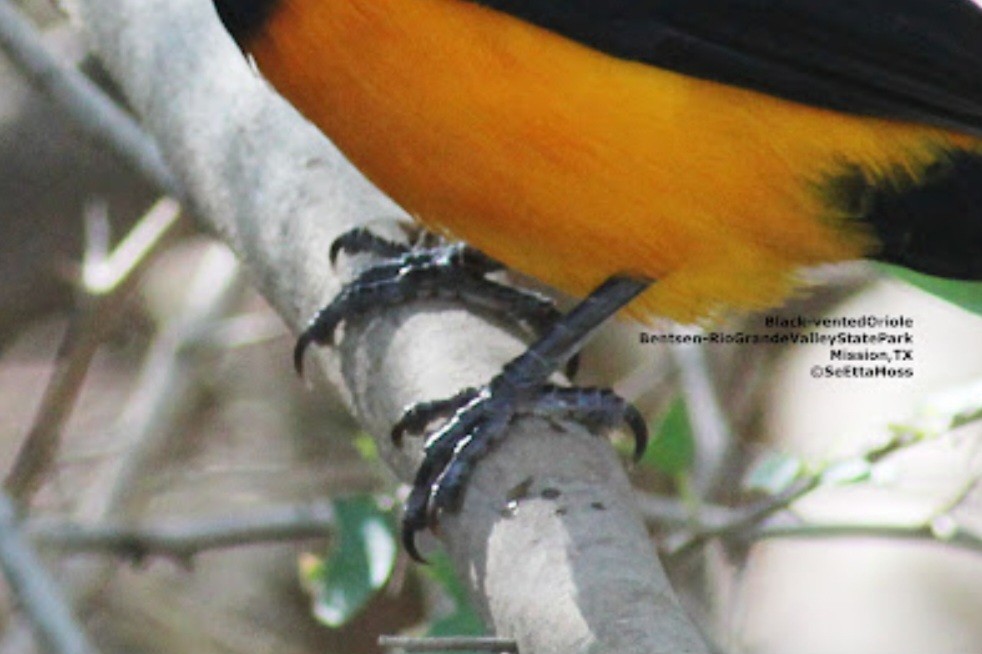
(249, 0, 980, 322)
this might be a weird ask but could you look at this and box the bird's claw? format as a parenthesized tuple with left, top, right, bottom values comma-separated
(395, 379, 647, 561)
(293, 227, 567, 376)
(294, 229, 650, 563)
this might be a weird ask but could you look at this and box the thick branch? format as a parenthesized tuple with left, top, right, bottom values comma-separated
(70, 1, 708, 651)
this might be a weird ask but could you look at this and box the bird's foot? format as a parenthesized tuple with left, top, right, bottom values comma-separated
(389, 275, 652, 560)
(395, 374, 648, 561)
(294, 227, 653, 561)
(293, 226, 567, 374)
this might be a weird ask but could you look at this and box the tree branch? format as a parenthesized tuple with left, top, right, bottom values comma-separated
(0, 0, 178, 196)
(664, 408, 982, 559)
(378, 636, 518, 652)
(28, 503, 336, 563)
(669, 337, 735, 495)
(747, 520, 982, 554)
(4, 198, 182, 503)
(0, 492, 98, 654)
(68, 0, 709, 651)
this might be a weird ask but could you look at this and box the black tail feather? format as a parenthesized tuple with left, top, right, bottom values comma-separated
(853, 149, 982, 281)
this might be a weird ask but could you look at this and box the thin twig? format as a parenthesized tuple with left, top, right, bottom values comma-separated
(747, 520, 982, 555)
(0, 0, 180, 196)
(665, 414, 978, 558)
(82, 197, 183, 295)
(92, 245, 243, 519)
(669, 336, 735, 495)
(378, 636, 518, 652)
(634, 491, 741, 529)
(663, 477, 817, 558)
(643, 484, 982, 559)
(0, 246, 242, 654)
(195, 312, 289, 350)
(28, 502, 335, 563)
(3, 199, 182, 504)
(0, 492, 99, 654)
(3, 309, 104, 503)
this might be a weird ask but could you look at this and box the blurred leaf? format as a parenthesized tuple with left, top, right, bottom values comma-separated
(879, 263, 982, 316)
(892, 378, 982, 438)
(821, 457, 872, 485)
(424, 554, 484, 650)
(353, 432, 380, 462)
(306, 495, 396, 628)
(744, 452, 804, 494)
(429, 610, 485, 644)
(298, 551, 326, 587)
(641, 398, 695, 477)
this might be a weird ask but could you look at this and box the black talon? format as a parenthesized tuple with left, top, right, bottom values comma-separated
(401, 490, 431, 563)
(293, 302, 352, 373)
(329, 239, 343, 266)
(622, 402, 649, 462)
(400, 413, 486, 562)
(329, 226, 410, 265)
(293, 300, 349, 374)
(564, 353, 581, 380)
(293, 329, 315, 375)
(391, 388, 480, 446)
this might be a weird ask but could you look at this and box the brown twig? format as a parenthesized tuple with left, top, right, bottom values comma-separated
(4, 198, 182, 504)
(0, 246, 241, 654)
(28, 502, 335, 563)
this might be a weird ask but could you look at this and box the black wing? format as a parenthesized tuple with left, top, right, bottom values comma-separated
(469, 0, 982, 136)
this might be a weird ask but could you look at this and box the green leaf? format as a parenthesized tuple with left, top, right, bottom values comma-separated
(429, 610, 485, 644)
(641, 398, 695, 477)
(744, 452, 804, 494)
(424, 554, 484, 651)
(879, 263, 982, 316)
(352, 432, 380, 462)
(307, 495, 396, 628)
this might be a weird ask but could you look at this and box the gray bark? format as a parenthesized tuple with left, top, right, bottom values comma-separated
(71, 0, 709, 651)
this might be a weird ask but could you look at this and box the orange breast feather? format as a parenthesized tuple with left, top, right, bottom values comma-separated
(246, 0, 979, 322)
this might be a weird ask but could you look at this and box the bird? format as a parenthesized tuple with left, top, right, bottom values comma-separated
(212, 0, 982, 558)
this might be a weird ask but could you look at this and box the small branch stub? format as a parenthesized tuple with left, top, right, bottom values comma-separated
(378, 635, 518, 652)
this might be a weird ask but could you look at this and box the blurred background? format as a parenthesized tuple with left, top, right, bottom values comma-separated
(1, 1, 981, 653)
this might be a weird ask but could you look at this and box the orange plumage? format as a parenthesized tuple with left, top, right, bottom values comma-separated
(238, 0, 982, 321)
